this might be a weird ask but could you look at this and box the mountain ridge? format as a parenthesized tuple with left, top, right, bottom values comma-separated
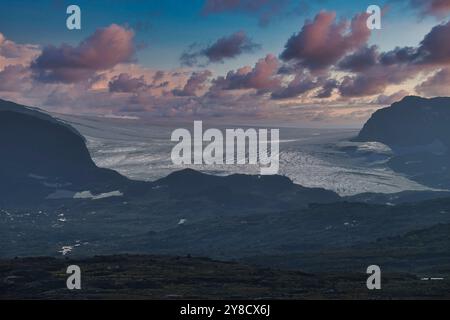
(356, 95, 450, 148)
(354, 95, 450, 189)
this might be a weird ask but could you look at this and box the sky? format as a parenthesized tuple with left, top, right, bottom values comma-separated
(0, 0, 450, 127)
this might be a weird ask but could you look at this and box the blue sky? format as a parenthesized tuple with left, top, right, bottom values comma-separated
(0, 0, 438, 73)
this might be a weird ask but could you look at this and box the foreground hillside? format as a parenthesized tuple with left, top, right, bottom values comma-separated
(244, 222, 450, 274)
(1, 254, 449, 300)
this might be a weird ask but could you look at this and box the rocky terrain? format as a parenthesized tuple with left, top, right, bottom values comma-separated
(355, 96, 450, 189)
(1, 255, 449, 300)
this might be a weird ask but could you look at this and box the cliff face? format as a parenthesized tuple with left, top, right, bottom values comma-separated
(355, 96, 450, 189)
(356, 96, 450, 148)
(1, 110, 97, 179)
(0, 99, 127, 204)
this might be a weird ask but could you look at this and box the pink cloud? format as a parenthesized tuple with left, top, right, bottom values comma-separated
(409, 0, 450, 18)
(334, 20, 450, 98)
(0, 64, 31, 92)
(181, 31, 260, 66)
(0, 32, 40, 69)
(271, 72, 322, 99)
(173, 70, 212, 96)
(31, 24, 135, 83)
(418, 20, 450, 65)
(109, 73, 148, 93)
(338, 45, 379, 72)
(213, 54, 281, 92)
(375, 90, 409, 105)
(3, 12, 450, 126)
(416, 68, 450, 96)
(280, 11, 371, 70)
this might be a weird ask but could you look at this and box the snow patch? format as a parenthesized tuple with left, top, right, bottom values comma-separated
(28, 173, 46, 180)
(59, 246, 73, 255)
(73, 190, 123, 200)
(46, 190, 76, 199)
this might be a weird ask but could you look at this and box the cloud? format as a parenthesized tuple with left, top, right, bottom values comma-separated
(31, 24, 135, 83)
(337, 63, 417, 97)
(212, 54, 281, 92)
(379, 46, 418, 65)
(4, 12, 450, 126)
(374, 90, 409, 104)
(102, 66, 208, 107)
(0, 64, 31, 92)
(338, 45, 379, 72)
(408, 0, 450, 18)
(0, 33, 38, 60)
(275, 12, 437, 99)
(271, 72, 322, 99)
(416, 67, 450, 96)
(380, 20, 450, 66)
(0, 32, 40, 69)
(334, 20, 450, 98)
(181, 31, 260, 66)
(337, 75, 376, 97)
(279, 11, 371, 71)
(108, 73, 148, 93)
(316, 79, 338, 98)
(173, 70, 212, 96)
(0, 33, 40, 98)
(417, 20, 450, 65)
(335, 43, 419, 97)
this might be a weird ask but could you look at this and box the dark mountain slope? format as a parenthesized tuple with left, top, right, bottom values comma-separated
(355, 96, 450, 189)
(0, 99, 131, 204)
(356, 96, 450, 147)
(152, 168, 340, 210)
